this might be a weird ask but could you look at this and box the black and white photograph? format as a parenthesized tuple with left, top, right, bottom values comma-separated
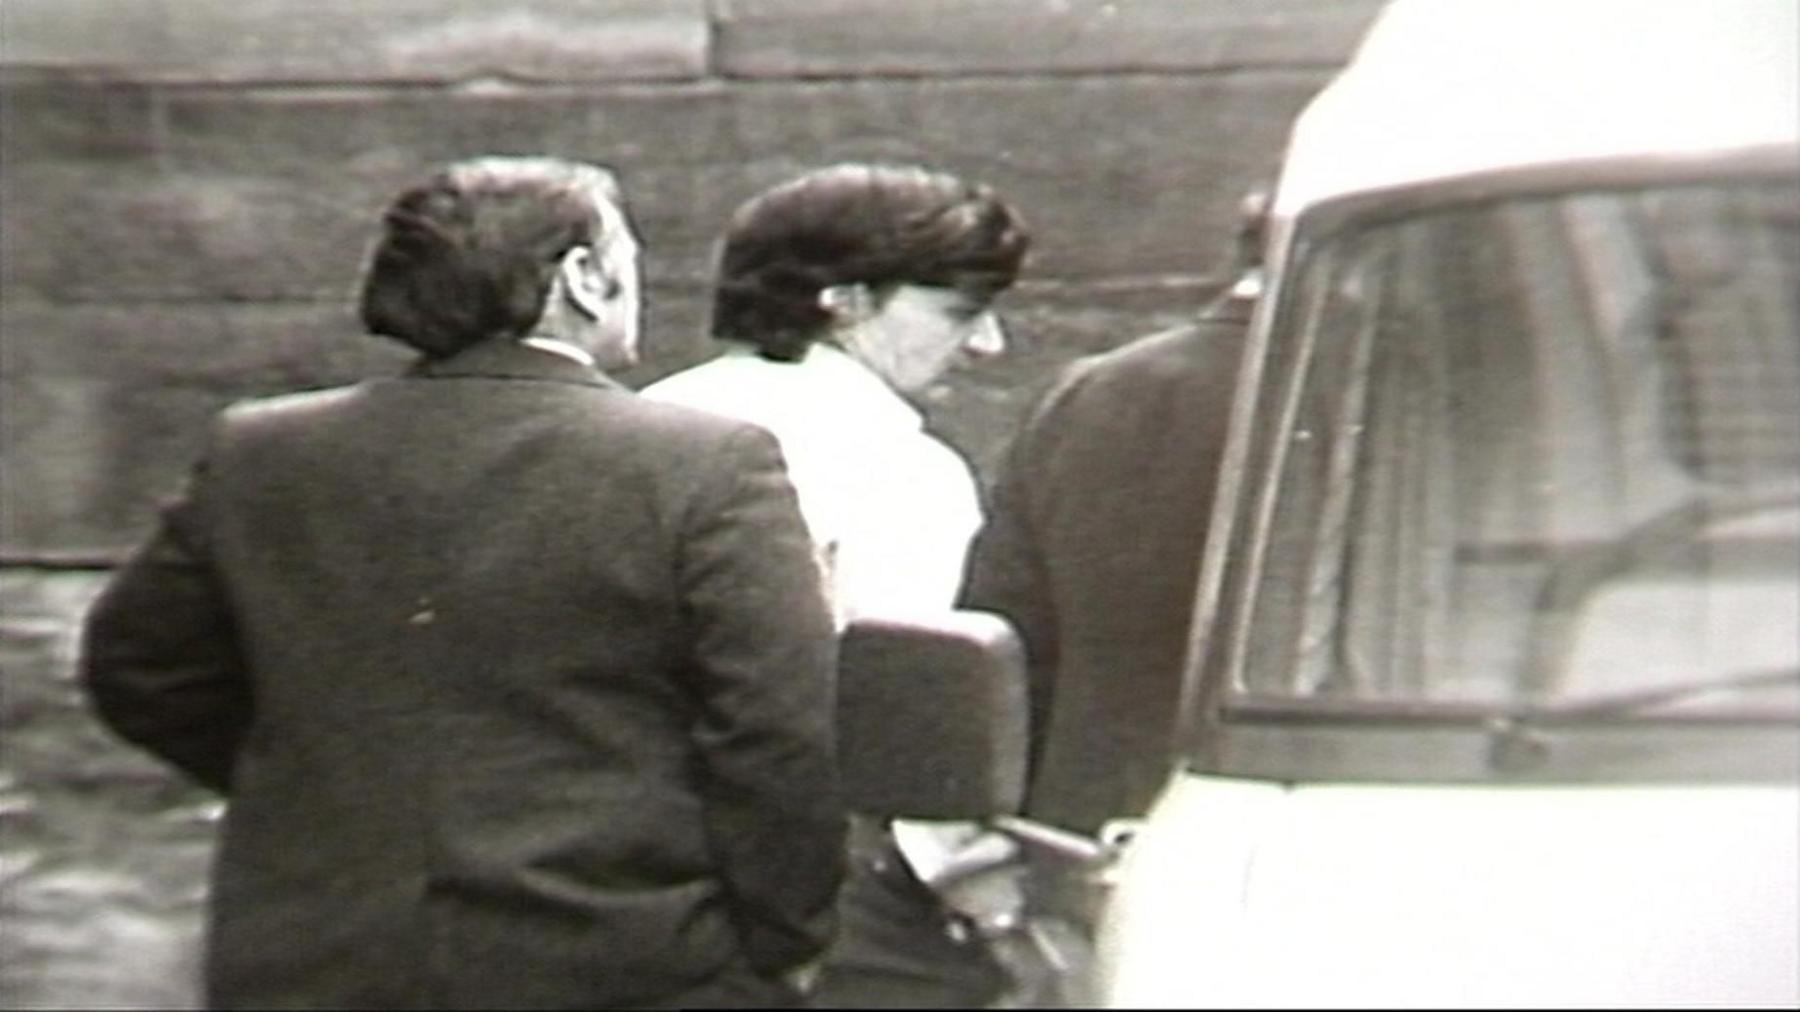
(2, 1, 1796, 1007)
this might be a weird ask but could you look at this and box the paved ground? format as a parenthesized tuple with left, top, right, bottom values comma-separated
(1, 568, 212, 1009)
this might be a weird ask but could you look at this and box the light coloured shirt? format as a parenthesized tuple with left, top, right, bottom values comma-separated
(647, 341, 1009, 887)
(519, 336, 597, 368)
(643, 342, 981, 625)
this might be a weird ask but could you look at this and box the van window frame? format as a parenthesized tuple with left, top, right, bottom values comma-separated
(1182, 153, 1800, 784)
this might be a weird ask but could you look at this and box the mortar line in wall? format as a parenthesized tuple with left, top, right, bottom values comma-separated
(5, 294, 352, 308)
(1016, 274, 1223, 294)
(0, 555, 121, 571)
(713, 62, 1348, 86)
(703, 0, 726, 80)
(38, 76, 722, 101)
(43, 62, 1342, 100)
(9, 276, 1215, 308)
(11, 281, 718, 309)
(147, 84, 171, 175)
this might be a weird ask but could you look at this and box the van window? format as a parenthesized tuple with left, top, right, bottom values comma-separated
(1235, 180, 1799, 709)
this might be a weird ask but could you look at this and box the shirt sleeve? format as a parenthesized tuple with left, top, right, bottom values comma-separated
(829, 439, 982, 622)
(676, 424, 848, 975)
(79, 447, 252, 795)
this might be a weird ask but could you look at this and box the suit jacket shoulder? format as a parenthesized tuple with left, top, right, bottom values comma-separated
(85, 344, 845, 1005)
(1053, 307, 1246, 415)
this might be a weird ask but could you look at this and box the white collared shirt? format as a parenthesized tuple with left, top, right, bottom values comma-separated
(643, 342, 981, 625)
(648, 341, 1005, 887)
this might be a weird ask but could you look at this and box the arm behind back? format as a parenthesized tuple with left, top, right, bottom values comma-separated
(675, 424, 847, 975)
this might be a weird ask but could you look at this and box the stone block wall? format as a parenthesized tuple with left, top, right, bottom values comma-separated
(1, 3, 1386, 1006)
(1, 0, 1382, 562)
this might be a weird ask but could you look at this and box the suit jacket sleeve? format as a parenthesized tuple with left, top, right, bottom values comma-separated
(677, 425, 847, 975)
(79, 443, 251, 795)
(958, 362, 1095, 769)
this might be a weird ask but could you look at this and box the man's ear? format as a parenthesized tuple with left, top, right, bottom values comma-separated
(818, 283, 875, 324)
(559, 245, 617, 320)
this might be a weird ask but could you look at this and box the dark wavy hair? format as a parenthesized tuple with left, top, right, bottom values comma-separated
(710, 163, 1030, 362)
(358, 157, 627, 358)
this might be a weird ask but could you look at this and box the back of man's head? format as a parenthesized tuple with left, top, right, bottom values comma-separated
(709, 162, 1030, 362)
(359, 157, 629, 359)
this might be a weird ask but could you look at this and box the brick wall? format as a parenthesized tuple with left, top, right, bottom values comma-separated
(0, 0, 1383, 561)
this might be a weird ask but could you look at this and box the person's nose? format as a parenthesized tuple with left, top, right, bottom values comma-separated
(963, 312, 1007, 359)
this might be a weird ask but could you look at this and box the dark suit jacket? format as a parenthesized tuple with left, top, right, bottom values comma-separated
(80, 339, 846, 1009)
(959, 296, 1249, 835)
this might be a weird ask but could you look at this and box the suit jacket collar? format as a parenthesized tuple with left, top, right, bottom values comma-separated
(407, 336, 624, 390)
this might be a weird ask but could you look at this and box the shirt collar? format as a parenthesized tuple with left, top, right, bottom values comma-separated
(721, 341, 924, 430)
(520, 336, 597, 368)
(410, 336, 619, 389)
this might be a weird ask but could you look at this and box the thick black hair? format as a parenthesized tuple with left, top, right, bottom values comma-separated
(358, 157, 626, 358)
(710, 163, 1030, 362)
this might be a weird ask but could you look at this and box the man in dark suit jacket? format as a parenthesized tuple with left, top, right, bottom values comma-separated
(79, 156, 846, 1009)
(958, 287, 1253, 840)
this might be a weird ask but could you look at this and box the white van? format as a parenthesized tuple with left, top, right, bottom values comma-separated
(1096, 0, 1799, 1005)
(838, 1, 1799, 1006)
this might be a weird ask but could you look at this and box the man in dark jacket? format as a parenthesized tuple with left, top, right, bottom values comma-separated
(79, 156, 846, 1009)
(958, 285, 1253, 840)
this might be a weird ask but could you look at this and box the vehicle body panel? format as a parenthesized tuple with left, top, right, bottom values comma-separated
(1270, 0, 1798, 218)
(1097, 0, 1800, 1005)
(1101, 776, 1800, 1008)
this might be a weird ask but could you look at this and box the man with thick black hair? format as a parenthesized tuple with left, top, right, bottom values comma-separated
(81, 156, 846, 1009)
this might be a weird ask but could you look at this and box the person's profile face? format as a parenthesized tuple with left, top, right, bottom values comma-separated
(852, 284, 1006, 396)
(584, 228, 642, 371)
(610, 232, 644, 365)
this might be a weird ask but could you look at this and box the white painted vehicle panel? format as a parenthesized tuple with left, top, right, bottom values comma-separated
(1101, 775, 1800, 1007)
(1091, 2, 1800, 1006)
